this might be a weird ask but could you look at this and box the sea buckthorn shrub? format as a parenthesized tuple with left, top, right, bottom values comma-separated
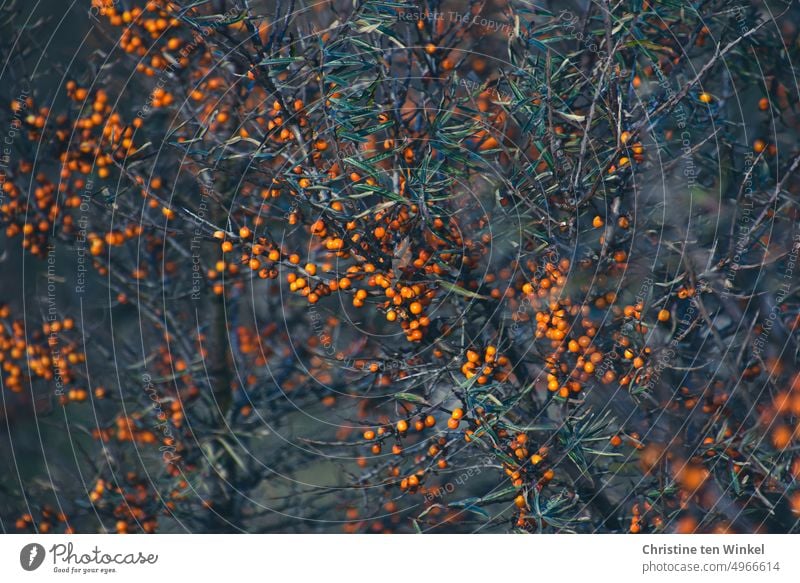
(1, 0, 799, 533)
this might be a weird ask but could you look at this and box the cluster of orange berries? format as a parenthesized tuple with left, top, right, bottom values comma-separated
(1, 83, 148, 259)
(460, 346, 510, 385)
(91, 224, 146, 260)
(213, 202, 452, 344)
(48, 84, 139, 183)
(1, 160, 60, 258)
(513, 252, 669, 399)
(763, 375, 800, 452)
(217, 227, 280, 283)
(357, 413, 464, 497)
(530, 291, 608, 399)
(503, 436, 554, 526)
(504, 434, 552, 482)
(615, 130, 646, 172)
(0, 308, 85, 399)
(95, 414, 158, 445)
(362, 413, 437, 456)
(382, 280, 434, 342)
(87, 475, 161, 533)
(521, 258, 570, 303)
(252, 98, 310, 145)
(15, 506, 72, 534)
(628, 502, 664, 533)
(97, 1, 188, 79)
(398, 471, 424, 493)
(93, 415, 185, 475)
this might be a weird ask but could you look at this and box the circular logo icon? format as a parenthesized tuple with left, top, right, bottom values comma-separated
(20, 543, 46, 571)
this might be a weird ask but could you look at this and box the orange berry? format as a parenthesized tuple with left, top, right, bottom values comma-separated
(773, 425, 792, 449)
